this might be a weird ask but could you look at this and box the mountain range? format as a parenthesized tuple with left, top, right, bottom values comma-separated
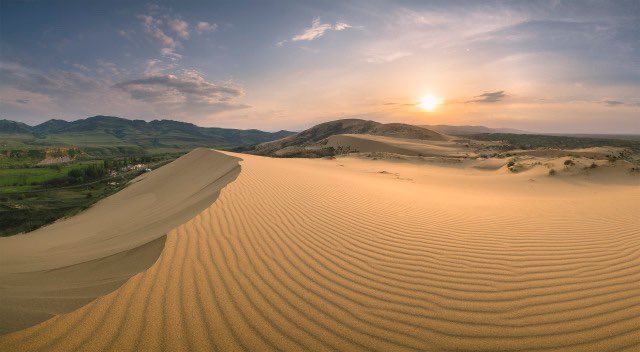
(0, 116, 294, 155)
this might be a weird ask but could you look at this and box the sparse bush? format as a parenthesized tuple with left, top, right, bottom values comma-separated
(564, 159, 574, 166)
(589, 162, 598, 169)
(507, 160, 515, 167)
(548, 169, 557, 176)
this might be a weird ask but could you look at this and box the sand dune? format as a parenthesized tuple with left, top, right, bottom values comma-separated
(0, 148, 240, 334)
(2, 149, 638, 351)
(326, 134, 471, 157)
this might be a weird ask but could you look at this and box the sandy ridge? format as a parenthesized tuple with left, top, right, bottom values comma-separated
(0, 148, 241, 334)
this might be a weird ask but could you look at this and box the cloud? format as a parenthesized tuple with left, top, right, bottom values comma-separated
(118, 29, 134, 40)
(0, 61, 100, 97)
(365, 51, 412, 63)
(168, 18, 189, 39)
(114, 71, 248, 113)
(334, 22, 351, 31)
(143, 58, 178, 75)
(138, 12, 194, 62)
(0, 61, 136, 122)
(468, 91, 507, 103)
(290, 17, 352, 42)
(196, 21, 217, 33)
(0, 61, 248, 122)
(603, 100, 624, 107)
(72, 63, 90, 72)
(160, 47, 183, 61)
(96, 59, 123, 76)
(138, 14, 177, 48)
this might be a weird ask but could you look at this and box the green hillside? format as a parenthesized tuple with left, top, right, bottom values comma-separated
(0, 115, 293, 156)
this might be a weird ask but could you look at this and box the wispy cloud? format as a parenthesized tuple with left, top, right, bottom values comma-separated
(0, 61, 100, 97)
(72, 63, 90, 72)
(96, 59, 123, 76)
(0, 61, 247, 123)
(468, 91, 507, 103)
(196, 21, 217, 33)
(365, 51, 411, 63)
(137, 12, 196, 66)
(160, 47, 183, 61)
(114, 70, 248, 114)
(168, 18, 189, 39)
(279, 17, 352, 46)
(603, 100, 624, 107)
(118, 29, 134, 40)
(293, 17, 333, 41)
(334, 22, 352, 31)
(138, 14, 177, 48)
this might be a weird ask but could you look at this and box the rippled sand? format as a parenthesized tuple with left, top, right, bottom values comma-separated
(1, 150, 639, 351)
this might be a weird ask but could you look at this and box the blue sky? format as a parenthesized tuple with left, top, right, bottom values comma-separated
(1, 0, 639, 132)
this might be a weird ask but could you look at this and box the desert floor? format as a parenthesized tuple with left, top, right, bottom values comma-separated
(1, 149, 639, 351)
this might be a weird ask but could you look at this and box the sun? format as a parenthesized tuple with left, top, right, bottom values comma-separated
(419, 95, 441, 112)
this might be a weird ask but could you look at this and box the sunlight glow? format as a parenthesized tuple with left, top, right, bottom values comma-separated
(419, 95, 442, 112)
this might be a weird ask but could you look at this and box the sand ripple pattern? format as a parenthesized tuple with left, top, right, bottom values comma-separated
(1, 153, 639, 351)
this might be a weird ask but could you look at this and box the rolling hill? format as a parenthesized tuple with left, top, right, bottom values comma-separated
(0, 116, 294, 155)
(244, 119, 446, 157)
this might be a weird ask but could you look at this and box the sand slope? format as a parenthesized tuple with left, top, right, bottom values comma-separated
(0, 148, 240, 334)
(1, 151, 639, 351)
(326, 134, 471, 157)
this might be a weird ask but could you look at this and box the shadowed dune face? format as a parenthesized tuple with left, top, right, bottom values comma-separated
(0, 148, 240, 334)
(1, 152, 638, 351)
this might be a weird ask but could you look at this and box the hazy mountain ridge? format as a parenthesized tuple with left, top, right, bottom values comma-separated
(0, 116, 294, 152)
(423, 124, 640, 141)
(420, 124, 528, 135)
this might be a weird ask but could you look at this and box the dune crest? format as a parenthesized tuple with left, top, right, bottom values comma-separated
(0, 148, 241, 334)
(1, 152, 638, 351)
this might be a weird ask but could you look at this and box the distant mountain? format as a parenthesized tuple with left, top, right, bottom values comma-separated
(420, 124, 528, 135)
(0, 120, 32, 134)
(245, 118, 445, 156)
(0, 116, 294, 155)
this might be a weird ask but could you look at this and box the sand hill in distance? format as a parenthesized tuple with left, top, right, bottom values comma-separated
(245, 119, 446, 157)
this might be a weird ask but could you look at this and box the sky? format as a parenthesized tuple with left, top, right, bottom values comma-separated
(1, 0, 639, 133)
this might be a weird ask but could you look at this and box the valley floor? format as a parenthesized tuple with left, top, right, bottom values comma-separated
(1, 150, 639, 351)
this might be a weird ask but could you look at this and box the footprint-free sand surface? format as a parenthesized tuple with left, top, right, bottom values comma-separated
(1, 149, 639, 351)
(0, 149, 240, 334)
(326, 133, 470, 157)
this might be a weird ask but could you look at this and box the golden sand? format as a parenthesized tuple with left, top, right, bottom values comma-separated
(1, 149, 638, 351)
